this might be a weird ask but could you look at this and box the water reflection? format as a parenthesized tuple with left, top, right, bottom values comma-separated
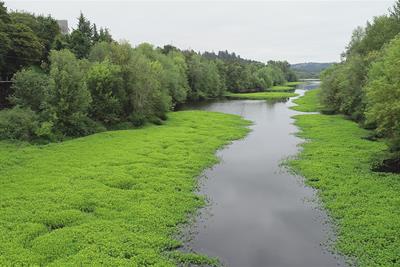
(181, 85, 345, 267)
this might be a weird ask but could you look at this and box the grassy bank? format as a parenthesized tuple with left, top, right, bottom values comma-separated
(290, 92, 400, 266)
(285, 81, 305, 87)
(269, 85, 295, 92)
(0, 111, 250, 266)
(227, 91, 298, 101)
(291, 89, 322, 112)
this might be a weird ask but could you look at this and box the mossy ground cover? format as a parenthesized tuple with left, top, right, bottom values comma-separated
(291, 88, 322, 112)
(290, 92, 400, 266)
(0, 111, 250, 266)
(226, 91, 298, 101)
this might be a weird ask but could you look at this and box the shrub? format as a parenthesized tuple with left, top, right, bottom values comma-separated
(10, 67, 50, 112)
(0, 106, 39, 141)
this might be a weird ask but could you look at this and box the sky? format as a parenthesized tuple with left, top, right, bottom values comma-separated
(4, 0, 396, 64)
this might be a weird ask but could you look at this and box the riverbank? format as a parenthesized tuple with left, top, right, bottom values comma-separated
(0, 111, 250, 266)
(226, 91, 298, 100)
(290, 91, 400, 266)
(291, 88, 322, 112)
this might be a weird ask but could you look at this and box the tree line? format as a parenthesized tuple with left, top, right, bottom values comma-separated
(0, 2, 296, 142)
(320, 0, 400, 166)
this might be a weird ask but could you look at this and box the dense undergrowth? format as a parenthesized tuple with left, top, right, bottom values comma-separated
(290, 90, 400, 266)
(0, 111, 250, 266)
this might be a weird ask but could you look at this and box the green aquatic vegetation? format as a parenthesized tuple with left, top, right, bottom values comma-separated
(291, 89, 322, 112)
(269, 85, 295, 92)
(226, 91, 298, 101)
(285, 81, 305, 87)
(0, 111, 250, 266)
(290, 95, 400, 266)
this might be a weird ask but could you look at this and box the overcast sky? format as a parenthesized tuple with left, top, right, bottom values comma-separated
(4, 0, 395, 63)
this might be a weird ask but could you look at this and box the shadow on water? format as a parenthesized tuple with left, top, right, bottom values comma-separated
(180, 83, 347, 267)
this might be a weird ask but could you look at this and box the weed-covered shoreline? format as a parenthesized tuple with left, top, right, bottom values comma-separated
(0, 111, 250, 266)
(290, 91, 400, 266)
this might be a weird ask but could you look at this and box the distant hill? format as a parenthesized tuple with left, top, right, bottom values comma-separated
(291, 62, 335, 79)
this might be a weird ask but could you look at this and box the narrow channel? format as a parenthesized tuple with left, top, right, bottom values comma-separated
(183, 82, 346, 267)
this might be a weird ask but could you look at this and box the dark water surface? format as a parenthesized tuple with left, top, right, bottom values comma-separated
(182, 85, 346, 267)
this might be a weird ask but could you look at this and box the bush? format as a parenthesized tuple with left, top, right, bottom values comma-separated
(10, 67, 50, 112)
(0, 106, 39, 141)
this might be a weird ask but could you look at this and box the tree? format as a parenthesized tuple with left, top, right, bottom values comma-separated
(86, 61, 124, 124)
(98, 27, 113, 43)
(4, 23, 43, 79)
(365, 36, 400, 152)
(48, 49, 91, 136)
(135, 43, 189, 105)
(10, 12, 60, 60)
(92, 23, 99, 42)
(0, 24, 11, 79)
(186, 54, 224, 99)
(68, 13, 93, 58)
(255, 67, 273, 90)
(88, 41, 112, 62)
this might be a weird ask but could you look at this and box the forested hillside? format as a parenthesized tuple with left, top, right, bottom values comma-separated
(319, 0, 400, 170)
(290, 62, 333, 79)
(0, 1, 297, 143)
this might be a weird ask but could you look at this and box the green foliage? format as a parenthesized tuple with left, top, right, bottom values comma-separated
(290, 63, 333, 79)
(68, 13, 113, 59)
(169, 251, 219, 266)
(227, 91, 297, 101)
(291, 89, 322, 112)
(135, 43, 189, 105)
(10, 67, 50, 112)
(254, 67, 273, 90)
(0, 111, 250, 265)
(0, 106, 39, 141)
(320, 0, 400, 160)
(0, 1, 295, 142)
(264, 65, 286, 86)
(10, 12, 60, 59)
(48, 49, 92, 136)
(0, 5, 60, 79)
(290, 112, 400, 266)
(365, 36, 400, 152)
(68, 13, 93, 59)
(86, 61, 124, 125)
(3, 23, 43, 79)
(126, 50, 171, 123)
(186, 54, 224, 100)
(267, 60, 297, 82)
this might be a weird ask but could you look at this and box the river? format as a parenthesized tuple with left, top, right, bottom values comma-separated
(182, 82, 346, 267)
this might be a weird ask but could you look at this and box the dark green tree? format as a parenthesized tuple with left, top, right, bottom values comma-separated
(4, 23, 43, 79)
(68, 13, 93, 58)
